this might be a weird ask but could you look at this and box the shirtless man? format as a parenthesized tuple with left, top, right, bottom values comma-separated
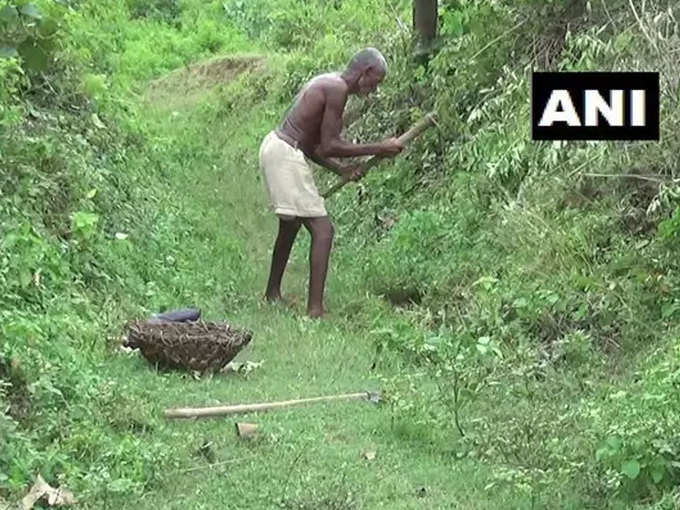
(258, 48, 403, 318)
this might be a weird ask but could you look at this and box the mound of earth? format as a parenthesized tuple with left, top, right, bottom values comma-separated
(146, 54, 264, 108)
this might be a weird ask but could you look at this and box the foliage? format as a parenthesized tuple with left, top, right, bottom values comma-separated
(658, 206, 680, 244)
(589, 343, 680, 500)
(0, 0, 253, 502)
(127, 0, 180, 24)
(0, 1, 62, 73)
(2, 0, 680, 507)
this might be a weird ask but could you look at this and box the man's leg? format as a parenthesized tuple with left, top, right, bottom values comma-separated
(265, 217, 302, 301)
(301, 216, 334, 318)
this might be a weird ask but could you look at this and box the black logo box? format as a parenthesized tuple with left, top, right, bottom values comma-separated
(531, 72, 659, 141)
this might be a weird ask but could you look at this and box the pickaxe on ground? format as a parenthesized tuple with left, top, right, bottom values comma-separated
(164, 391, 382, 419)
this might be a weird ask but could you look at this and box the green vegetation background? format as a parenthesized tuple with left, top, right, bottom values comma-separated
(2, 0, 680, 508)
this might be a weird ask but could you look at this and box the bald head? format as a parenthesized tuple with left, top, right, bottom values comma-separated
(347, 47, 387, 74)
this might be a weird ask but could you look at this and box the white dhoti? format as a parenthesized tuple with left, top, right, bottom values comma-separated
(258, 131, 327, 219)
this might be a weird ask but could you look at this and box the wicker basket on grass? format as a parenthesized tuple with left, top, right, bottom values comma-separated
(125, 320, 252, 373)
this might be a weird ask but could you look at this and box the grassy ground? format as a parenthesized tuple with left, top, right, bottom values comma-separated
(80, 62, 563, 510)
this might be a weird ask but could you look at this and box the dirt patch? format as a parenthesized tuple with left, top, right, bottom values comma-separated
(146, 54, 265, 108)
(383, 287, 423, 308)
(560, 171, 662, 237)
(616, 170, 662, 237)
(0, 358, 32, 422)
(557, 178, 605, 210)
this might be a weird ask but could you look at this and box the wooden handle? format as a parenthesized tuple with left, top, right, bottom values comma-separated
(322, 113, 437, 198)
(165, 392, 373, 419)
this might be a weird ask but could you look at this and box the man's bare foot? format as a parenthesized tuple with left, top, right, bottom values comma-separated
(265, 293, 300, 309)
(264, 292, 282, 302)
(307, 307, 328, 319)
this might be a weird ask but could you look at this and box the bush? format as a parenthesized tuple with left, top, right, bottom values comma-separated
(0, 1, 63, 74)
(364, 208, 453, 303)
(127, 0, 181, 24)
(590, 343, 680, 500)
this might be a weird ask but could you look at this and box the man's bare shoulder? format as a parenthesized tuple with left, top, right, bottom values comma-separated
(305, 72, 348, 97)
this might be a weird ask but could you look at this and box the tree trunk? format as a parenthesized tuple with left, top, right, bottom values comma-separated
(413, 0, 438, 47)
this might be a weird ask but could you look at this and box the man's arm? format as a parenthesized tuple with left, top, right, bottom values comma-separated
(307, 150, 346, 176)
(309, 153, 365, 183)
(317, 85, 402, 158)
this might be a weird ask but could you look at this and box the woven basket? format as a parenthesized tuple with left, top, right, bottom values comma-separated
(125, 320, 252, 373)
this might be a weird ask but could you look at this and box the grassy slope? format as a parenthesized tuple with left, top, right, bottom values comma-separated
(91, 70, 557, 510)
(108, 25, 680, 509)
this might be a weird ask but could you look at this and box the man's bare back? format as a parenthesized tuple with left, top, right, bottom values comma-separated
(277, 71, 402, 165)
(278, 73, 346, 155)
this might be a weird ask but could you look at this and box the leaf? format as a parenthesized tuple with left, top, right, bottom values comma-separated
(0, 4, 18, 24)
(661, 302, 678, 319)
(71, 211, 99, 228)
(606, 437, 623, 451)
(19, 268, 32, 288)
(513, 297, 528, 308)
(20, 3, 42, 20)
(651, 464, 665, 484)
(0, 45, 18, 58)
(621, 459, 641, 480)
(107, 478, 133, 493)
(424, 335, 442, 349)
(86, 188, 97, 199)
(18, 39, 48, 71)
(472, 276, 498, 290)
(91, 113, 105, 129)
(595, 447, 609, 461)
(39, 17, 59, 37)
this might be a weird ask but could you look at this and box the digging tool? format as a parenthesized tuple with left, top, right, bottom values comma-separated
(164, 391, 381, 419)
(321, 112, 437, 198)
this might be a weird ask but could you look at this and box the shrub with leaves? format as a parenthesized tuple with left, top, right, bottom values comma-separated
(0, 1, 61, 73)
(589, 342, 680, 500)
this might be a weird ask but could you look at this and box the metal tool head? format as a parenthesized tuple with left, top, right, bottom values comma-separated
(365, 391, 382, 404)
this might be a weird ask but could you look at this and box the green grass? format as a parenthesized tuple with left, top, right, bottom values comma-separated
(68, 68, 557, 510)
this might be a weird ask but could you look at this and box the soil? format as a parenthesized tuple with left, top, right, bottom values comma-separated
(145, 55, 265, 108)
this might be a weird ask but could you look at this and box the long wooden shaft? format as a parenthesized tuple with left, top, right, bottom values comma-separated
(321, 113, 436, 198)
(165, 392, 371, 419)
